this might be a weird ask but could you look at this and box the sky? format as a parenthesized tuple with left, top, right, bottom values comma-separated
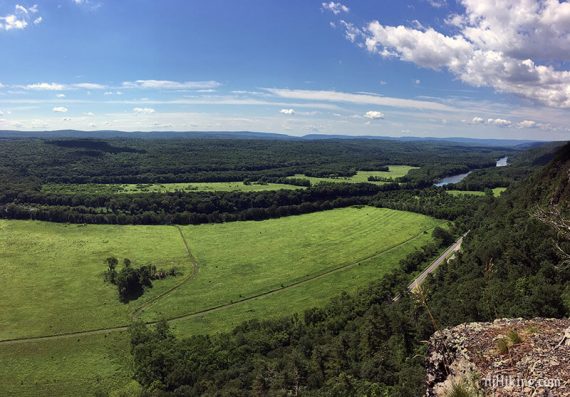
(0, 0, 569, 140)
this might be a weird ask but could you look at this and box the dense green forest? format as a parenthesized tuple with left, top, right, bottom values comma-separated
(0, 138, 521, 225)
(121, 143, 570, 396)
(0, 138, 509, 185)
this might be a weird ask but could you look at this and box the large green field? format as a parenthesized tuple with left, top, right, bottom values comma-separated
(0, 207, 444, 396)
(446, 187, 507, 197)
(42, 181, 302, 195)
(289, 165, 418, 185)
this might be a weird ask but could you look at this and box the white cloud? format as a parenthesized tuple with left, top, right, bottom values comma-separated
(364, 110, 385, 120)
(340, 20, 362, 43)
(25, 82, 66, 91)
(56, 93, 66, 98)
(123, 80, 222, 90)
(266, 88, 454, 111)
(0, 4, 40, 31)
(85, 112, 95, 116)
(133, 107, 155, 114)
(279, 108, 295, 115)
(321, 2, 349, 15)
(487, 118, 511, 127)
(470, 116, 484, 124)
(415, 79, 421, 85)
(73, 83, 105, 90)
(426, 0, 446, 8)
(517, 120, 537, 128)
(344, 0, 570, 108)
(52, 106, 68, 113)
(15, 5, 28, 15)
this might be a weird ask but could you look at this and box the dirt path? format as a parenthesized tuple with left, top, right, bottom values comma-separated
(0, 228, 434, 346)
(130, 226, 199, 318)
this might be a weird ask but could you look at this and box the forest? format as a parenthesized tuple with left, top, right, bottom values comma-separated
(0, 138, 524, 225)
(121, 143, 570, 396)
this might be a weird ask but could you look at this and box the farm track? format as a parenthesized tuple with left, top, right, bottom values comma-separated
(0, 227, 433, 346)
(130, 226, 199, 318)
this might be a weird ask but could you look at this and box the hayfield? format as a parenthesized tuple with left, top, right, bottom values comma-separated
(42, 181, 301, 195)
(0, 206, 444, 396)
(446, 187, 506, 197)
(289, 165, 418, 185)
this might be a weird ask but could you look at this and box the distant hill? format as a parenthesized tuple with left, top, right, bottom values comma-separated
(0, 129, 549, 147)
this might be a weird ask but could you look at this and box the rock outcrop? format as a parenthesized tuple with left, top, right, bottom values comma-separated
(426, 318, 570, 396)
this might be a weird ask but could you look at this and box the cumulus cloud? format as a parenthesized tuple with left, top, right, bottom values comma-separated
(364, 110, 385, 120)
(487, 118, 511, 127)
(342, 0, 570, 108)
(517, 120, 537, 128)
(52, 106, 68, 113)
(133, 107, 155, 114)
(470, 116, 484, 124)
(279, 108, 295, 115)
(123, 80, 221, 90)
(321, 2, 349, 15)
(0, 4, 40, 31)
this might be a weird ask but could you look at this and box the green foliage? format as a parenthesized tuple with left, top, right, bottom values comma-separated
(0, 138, 513, 225)
(507, 330, 523, 345)
(496, 338, 510, 355)
(432, 226, 454, 245)
(447, 381, 478, 397)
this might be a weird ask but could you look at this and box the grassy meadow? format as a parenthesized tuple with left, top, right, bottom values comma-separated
(446, 187, 507, 197)
(42, 181, 302, 195)
(0, 206, 444, 396)
(288, 165, 418, 185)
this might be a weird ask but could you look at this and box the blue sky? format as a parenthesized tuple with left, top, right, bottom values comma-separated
(0, 0, 569, 139)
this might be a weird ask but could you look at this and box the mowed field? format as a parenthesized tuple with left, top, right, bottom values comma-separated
(42, 181, 302, 195)
(446, 187, 507, 197)
(0, 207, 444, 396)
(289, 165, 418, 185)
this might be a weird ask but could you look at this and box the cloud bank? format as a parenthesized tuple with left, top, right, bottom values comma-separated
(341, 0, 570, 108)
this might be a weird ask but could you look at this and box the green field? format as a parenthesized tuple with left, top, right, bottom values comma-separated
(42, 181, 302, 195)
(447, 187, 507, 197)
(289, 165, 418, 185)
(0, 207, 444, 396)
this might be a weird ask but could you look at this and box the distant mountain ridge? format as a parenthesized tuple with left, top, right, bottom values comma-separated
(0, 129, 549, 147)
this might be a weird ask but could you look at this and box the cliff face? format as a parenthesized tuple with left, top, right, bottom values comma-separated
(426, 318, 570, 396)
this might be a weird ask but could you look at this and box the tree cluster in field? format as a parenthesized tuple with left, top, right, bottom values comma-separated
(104, 257, 179, 302)
(122, 144, 570, 396)
(367, 175, 392, 182)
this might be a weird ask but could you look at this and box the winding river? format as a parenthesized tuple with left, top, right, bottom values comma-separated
(434, 156, 508, 187)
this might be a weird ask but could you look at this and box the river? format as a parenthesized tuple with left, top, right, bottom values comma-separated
(434, 156, 508, 186)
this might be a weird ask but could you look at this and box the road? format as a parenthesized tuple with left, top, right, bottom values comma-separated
(407, 232, 468, 293)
